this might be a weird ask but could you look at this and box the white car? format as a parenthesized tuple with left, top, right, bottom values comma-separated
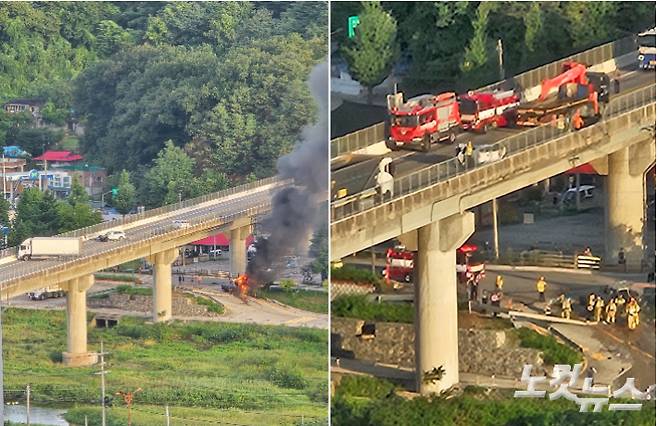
(173, 220, 191, 229)
(99, 230, 126, 241)
(209, 248, 222, 257)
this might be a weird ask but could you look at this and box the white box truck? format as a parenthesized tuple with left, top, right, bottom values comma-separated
(28, 285, 65, 300)
(18, 237, 82, 261)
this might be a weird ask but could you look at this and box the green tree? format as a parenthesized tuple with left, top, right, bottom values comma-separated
(141, 141, 196, 207)
(114, 170, 136, 215)
(95, 20, 133, 56)
(68, 176, 89, 205)
(56, 199, 101, 233)
(563, 2, 618, 49)
(461, 2, 493, 73)
(9, 188, 59, 246)
(341, 2, 399, 103)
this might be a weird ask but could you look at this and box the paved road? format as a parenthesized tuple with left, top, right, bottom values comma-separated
(332, 69, 656, 198)
(0, 182, 279, 287)
(5, 280, 328, 329)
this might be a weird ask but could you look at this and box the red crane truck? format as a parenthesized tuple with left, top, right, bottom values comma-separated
(386, 92, 461, 152)
(515, 61, 610, 130)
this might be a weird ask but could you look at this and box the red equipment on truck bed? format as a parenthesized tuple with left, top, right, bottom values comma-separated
(458, 90, 519, 133)
(387, 92, 461, 152)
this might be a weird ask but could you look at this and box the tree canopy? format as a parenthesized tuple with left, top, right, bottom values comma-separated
(341, 2, 398, 101)
(334, 1, 655, 93)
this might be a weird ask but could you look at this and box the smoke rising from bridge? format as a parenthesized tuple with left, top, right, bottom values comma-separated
(247, 62, 328, 285)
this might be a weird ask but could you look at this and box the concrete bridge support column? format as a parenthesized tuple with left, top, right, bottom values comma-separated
(414, 212, 474, 395)
(605, 144, 654, 270)
(147, 248, 178, 322)
(63, 275, 97, 367)
(230, 221, 251, 277)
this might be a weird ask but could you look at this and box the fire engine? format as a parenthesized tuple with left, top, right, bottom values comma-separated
(458, 90, 520, 133)
(384, 243, 485, 284)
(386, 91, 461, 152)
(515, 61, 610, 129)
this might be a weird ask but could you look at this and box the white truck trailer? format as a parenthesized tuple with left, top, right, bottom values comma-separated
(27, 285, 65, 300)
(18, 237, 82, 261)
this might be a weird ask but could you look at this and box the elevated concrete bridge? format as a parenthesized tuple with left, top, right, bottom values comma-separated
(0, 177, 285, 366)
(331, 80, 655, 395)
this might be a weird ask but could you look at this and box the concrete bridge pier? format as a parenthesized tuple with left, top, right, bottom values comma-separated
(604, 142, 655, 270)
(230, 218, 251, 277)
(413, 212, 474, 395)
(147, 248, 178, 322)
(62, 275, 97, 367)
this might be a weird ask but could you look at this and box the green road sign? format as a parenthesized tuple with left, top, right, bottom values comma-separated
(111, 188, 118, 196)
(348, 16, 360, 39)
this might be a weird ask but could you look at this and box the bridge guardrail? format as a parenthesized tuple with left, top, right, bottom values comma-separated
(479, 36, 636, 93)
(0, 176, 284, 259)
(332, 83, 656, 221)
(331, 122, 386, 158)
(331, 36, 637, 158)
(0, 200, 272, 288)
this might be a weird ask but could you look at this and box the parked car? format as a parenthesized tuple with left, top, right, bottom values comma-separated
(208, 248, 223, 258)
(98, 230, 126, 242)
(173, 220, 191, 229)
(221, 281, 236, 293)
(561, 185, 596, 206)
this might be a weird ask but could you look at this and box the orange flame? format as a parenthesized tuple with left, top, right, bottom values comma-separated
(236, 274, 250, 303)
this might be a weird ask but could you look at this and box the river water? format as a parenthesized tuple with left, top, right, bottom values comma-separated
(4, 404, 69, 425)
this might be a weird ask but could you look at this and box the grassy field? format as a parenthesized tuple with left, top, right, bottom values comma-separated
(3, 308, 328, 425)
(257, 289, 328, 314)
(332, 376, 656, 425)
(58, 135, 80, 151)
(332, 295, 414, 323)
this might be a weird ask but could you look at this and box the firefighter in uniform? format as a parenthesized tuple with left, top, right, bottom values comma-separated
(586, 292, 596, 314)
(561, 296, 573, 319)
(495, 275, 504, 290)
(594, 296, 605, 323)
(615, 294, 626, 315)
(465, 141, 474, 168)
(536, 276, 546, 302)
(626, 298, 641, 330)
(605, 298, 617, 324)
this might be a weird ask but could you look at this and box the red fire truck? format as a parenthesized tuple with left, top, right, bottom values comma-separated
(458, 90, 520, 133)
(386, 92, 461, 152)
(384, 243, 485, 284)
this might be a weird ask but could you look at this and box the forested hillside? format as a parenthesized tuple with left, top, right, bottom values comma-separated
(0, 2, 327, 207)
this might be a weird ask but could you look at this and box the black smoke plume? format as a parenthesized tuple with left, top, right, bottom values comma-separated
(247, 62, 328, 286)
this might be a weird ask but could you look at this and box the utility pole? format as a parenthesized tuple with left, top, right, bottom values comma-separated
(2, 153, 6, 202)
(492, 198, 500, 260)
(95, 341, 109, 426)
(165, 405, 170, 426)
(26, 384, 30, 426)
(116, 387, 142, 426)
(496, 39, 505, 81)
(0, 298, 5, 425)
